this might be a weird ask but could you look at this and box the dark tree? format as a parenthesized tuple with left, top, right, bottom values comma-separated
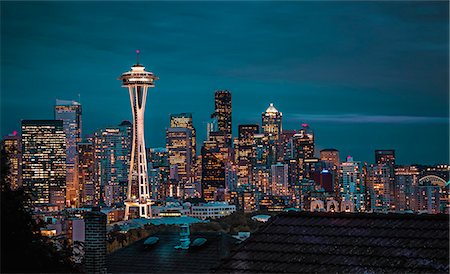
(1, 147, 77, 272)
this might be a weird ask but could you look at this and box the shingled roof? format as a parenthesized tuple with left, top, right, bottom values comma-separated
(214, 211, 449, 273)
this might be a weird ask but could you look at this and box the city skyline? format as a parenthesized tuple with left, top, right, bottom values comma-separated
(2, 1, 449, 165)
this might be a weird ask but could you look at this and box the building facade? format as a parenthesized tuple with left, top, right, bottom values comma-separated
(55, 99, 82, 207)
(22, 120, 66, 209)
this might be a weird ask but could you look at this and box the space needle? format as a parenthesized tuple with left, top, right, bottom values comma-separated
(119, 50, 158, 220)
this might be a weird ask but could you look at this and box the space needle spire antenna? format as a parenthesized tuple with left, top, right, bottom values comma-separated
(119, 51, 158, 220)
(136, 49, 140, 64)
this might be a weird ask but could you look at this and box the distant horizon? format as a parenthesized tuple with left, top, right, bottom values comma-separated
(2, 1, 448, 165)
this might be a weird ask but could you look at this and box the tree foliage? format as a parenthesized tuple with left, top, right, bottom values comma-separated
(1, 147, 77, 272)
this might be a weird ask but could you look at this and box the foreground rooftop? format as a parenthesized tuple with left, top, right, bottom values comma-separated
(214, 211, 449, 273)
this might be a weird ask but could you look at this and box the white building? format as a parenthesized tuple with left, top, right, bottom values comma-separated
(190, 202, 236, 220)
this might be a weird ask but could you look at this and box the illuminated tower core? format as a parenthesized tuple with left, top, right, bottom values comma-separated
(119, 51, 158, 220)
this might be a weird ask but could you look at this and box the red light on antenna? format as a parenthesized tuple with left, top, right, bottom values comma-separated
(13, 130, 17, 136)
(302, 123, 308, 127)
(136, 49, 140, 54)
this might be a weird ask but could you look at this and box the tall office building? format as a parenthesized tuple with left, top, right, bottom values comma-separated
(22, 120, 66, 209)
(93, 122, 132, 206)
(84, 208, 107, 274)
(237, 124, 259, 162)
(339, 156, 365, 212)
(252, 133, 270, 167)
(293, 124, 315, 180)
(279, 130, 296, 162)
(236, 125, 259, 187)
(55, 99, 82, 207)
(166, 127, 193, 197)
(1, 132, 22, 190)
(147, 147, 169, 200)
(271, 163, 289, 196)
(320, 148, 340, 167)
(77, 142, 97, 206)
(213, 90, 232, 147)
(201, 140, 226, 202)
(261, 103, 282, 141)
(170, 113, 196, 158)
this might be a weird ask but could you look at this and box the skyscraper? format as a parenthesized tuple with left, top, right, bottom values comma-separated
(236, 125, 259, 187)
(293, 124, 315, 180)
(170, 113, 197, 158)
(261, 103, 282, 141)
(22, 120, 66, 209)
(1, 132, 22, 190)
(119, 55, 158, 219)
(262, 103, 282, 165)
(237, 124, 259, 162)
(147, 147, 169, 200)
(271, 163, 289, 196)
(166, 127, 193, 198)
(213, 90, 232, 147)
(77, 142, 97, 206)
(55, 99, 82, 207)
(201, 140, 226, 202)
(93, 122, 132, 207)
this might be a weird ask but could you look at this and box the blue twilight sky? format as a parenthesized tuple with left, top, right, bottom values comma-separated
(1, 1, 448, 165)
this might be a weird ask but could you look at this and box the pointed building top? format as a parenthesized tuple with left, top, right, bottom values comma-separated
(265, 103, 279, 113)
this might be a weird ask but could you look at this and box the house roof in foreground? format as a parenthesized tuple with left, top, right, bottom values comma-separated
(213, 211, 449, 273)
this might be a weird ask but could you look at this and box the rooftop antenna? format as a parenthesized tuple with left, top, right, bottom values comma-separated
(136, 49, 140, 65)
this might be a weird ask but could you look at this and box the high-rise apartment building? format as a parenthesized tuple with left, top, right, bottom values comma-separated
(374, 149, 396, 209)
(366, 164, 392, 212)
(213, 90, 232, 147)
(339, 156, 365, 212)
(1, 132, 22, 190)
(22, 120, 66, 209)
(394, 166, 419, 211)
(55, 99, 82, 207)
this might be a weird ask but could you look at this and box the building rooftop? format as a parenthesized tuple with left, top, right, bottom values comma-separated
(107, 232, 238, 273)
(265, 103, 279, 114)
(214, 211, 449, 273)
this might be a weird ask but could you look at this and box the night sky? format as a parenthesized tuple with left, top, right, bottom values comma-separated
(1, 1, 448, 165)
